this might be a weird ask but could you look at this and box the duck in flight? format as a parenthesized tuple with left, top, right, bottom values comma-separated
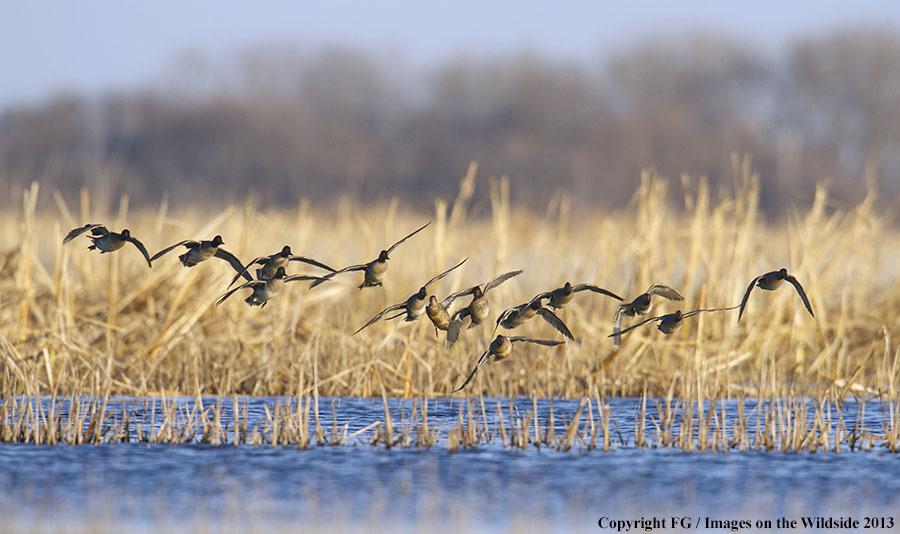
(610, 306, 739, 340)
(612, 284, 684, 347)
(737, 268, 814, 322)
(63, 224, 153, 268)
(151, 235, 251, 282)
(215, 266, 325, 307)
(454, 335, 564, 392)
(227, 245, 335, 288)
(353, 258, 467, 334)
(310, 222, 431, 289)
(447, 270, 523, 346)
(534, 282, 623, 309)
(493, 297, 575, 341)
(425, 287, 484, 336)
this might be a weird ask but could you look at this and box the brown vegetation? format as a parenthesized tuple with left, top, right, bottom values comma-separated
(1, 160, 898, 402)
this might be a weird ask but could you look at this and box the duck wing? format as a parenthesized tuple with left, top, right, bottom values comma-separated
(385, 221, 431, 255)
(228, 256, 266, 288)
(536, 308, 575, 340)
(309, 262, 369, 288)
(682, 305, 740, 319)
(611, 304, 630, 347)
(608, 315, 663, 339)
(422, 257, 467, 289)
(284, 274, 328, 285)
(353, 302, 407, 335)
(150, 240, 197, 262)
(446, 312, 468, 346)
(125, 235, 153, 268)
(288, 255, 337, 272)
(440, 287, 477, 309)
(572, 284, 624, 301)
(737, 275, 763, 323)
(784, 274, 815, 318)
(216, 280, 264, 306)
(482, 270, 523, 294)
(493, 307, 521, 336)
(453, 349, 491, 392)
(646, 285, 684, 301)
(508, 337, 566, 347)
(214, 248, 252, 281)
(63, 224, 106, 244)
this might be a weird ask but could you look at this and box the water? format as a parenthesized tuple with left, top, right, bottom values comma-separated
(1, 397, 898, 533)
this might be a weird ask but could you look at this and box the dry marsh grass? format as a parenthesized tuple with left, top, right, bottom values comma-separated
(3, 393, 899, 453)
(2, 160, 899, 401)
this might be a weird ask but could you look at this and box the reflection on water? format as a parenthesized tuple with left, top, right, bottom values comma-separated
(1, 397, 898, 533)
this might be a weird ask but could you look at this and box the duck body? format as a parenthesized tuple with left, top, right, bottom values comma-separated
(426, 297, 452, 331)
(362, 256, 389, 288)
(63, 224, 153, 268)
(244, 277, 286, 307)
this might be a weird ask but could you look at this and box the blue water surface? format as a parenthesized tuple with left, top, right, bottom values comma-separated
(0, 396, 897, 533)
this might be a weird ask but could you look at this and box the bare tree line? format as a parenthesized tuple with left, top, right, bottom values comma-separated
(1, 27, 898, 214)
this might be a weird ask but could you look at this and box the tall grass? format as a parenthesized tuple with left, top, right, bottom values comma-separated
(1, 159, 898, 400)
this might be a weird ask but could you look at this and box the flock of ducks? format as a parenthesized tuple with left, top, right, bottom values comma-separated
(63, 221, 816, 392)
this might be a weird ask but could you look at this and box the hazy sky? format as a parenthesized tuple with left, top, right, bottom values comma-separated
(3, 0, 899, 107)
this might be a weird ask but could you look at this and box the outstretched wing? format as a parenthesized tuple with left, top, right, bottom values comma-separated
(385, 221, 431, 255)
(572, 284, 624, 301)
(737, 276, 762, 323)
(309, 262, 369, 288)
(422, 257, 467, 289)
(784, 274, 815, 318)
(611, 304, 629, 347)
(353, 302, 407, 335)
(214, 248, 252, 281)
(63, 224, 106, 244)
(483, 270, 523, 294)
(150, 240, 196, 262)
(216, 280, 264, 306)
(536, 308, 575, 340)
(126, 235, 153, 268)
(682, 305, 740, 319)
(288, 255, 337, 273)
(508, 336, 566, 347)
(647, 285, 684, 301)
(453, 349, 491, 392)
(284, 274, 327, 285)
(607, 315, 663, 339)
(228, 256, 266, 288)
(440, 287, 477, 309)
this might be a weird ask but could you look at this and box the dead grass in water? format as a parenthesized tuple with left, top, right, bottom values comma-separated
(1, 158, 899, 404)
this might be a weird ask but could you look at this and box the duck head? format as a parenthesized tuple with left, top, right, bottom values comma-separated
(212, 235, 225, 247)
(280, 245, 292, 257)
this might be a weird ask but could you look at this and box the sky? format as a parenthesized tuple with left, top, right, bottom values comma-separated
(2, 0, 899, 107)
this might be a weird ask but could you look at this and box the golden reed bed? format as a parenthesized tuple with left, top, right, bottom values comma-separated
(1, 161, 898, 399)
